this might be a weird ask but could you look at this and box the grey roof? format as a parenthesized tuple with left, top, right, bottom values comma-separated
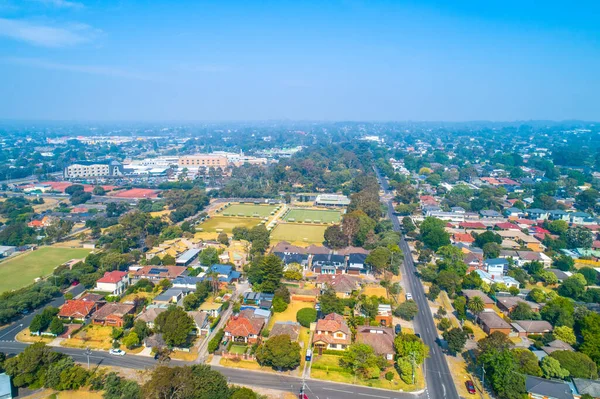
(526, 376, 574, 399)
(0, 373, 10, 398)
(573, 378, 600, 398)
(176, 248, 200, 263)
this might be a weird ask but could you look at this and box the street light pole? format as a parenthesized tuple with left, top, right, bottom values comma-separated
(85, 347, 92, 369)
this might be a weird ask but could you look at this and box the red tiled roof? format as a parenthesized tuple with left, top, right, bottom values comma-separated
(225, 315, 264, 337)
(58, 299, 96, 318)
(315, 313, 350, 336)
(453, 233, 475, 243)
(495, 222, 519, 230)
(97, 271, 127, 284)
(593, 240, 600, 249)
(459, 222, 486, 229)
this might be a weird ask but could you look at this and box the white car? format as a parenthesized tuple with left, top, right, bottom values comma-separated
(406, 293, 413, 300)
(109, 349, 126, 356)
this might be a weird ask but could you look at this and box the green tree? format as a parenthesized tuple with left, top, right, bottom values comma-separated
(443, 328, 467, 355)
(453, 296, 467, 320)
(540, 297, 574, 328)
(510, 302, 537, 320)
(123, 332, 140, 349)
(565, 227, 593, 249)
(541, 356, 570, 379)
(578, 267, 598, 285)
(296, 308, 317, 328)
(272, 296, 288, 313)
(247, 254, 283, 293)
(549, 351, 598, 379)
(323, 225, 348, 249)
(319, 286, 344, 315)
(394, 333, 429, 364)
(340, 343, 386, 379)
(553, 255, 574, 271)
(511, 348, 542, 377)
(394, 300, 418, 321)
(365, 247, 392, 274)
(467, 296, 485, 315)
(183, 293, 200, 311)
(558, 275, 586, 299)
(579, 313, 600, 367)
(552, 326, 576, 345)
(217, 232, 229, 246)
(154, 307, 195, 347)
(255, 334, 301, 370)
(438, 318, 452, 331)
(49, 317, 64, 336)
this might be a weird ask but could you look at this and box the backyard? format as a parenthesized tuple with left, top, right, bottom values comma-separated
(267, 300, 315, 329)
(270, 223, 327, 244)
(220, 203, 278, 218)
(0, 247, 92, 293)
(198, 216, 263, 233)
(283, 208, 341, 223)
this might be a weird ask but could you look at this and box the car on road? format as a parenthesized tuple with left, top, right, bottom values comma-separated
(405, 293, 413, 300)
(465, 380, 476, 394)
(395, 324, 402, 334)
(109, 349, 126, 356)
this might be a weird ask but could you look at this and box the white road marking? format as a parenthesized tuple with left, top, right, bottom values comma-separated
(357, 393, 390, 398)
(323, 388, 354, 394)
(442, 383, 447, 397)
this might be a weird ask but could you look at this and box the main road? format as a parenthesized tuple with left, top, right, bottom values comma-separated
(0, 339, 420, 399)
(374, 167, 459, 399)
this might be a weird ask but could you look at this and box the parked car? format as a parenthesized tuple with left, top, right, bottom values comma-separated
(109, 349, 126, 356)
(406, 293, 413, 300)
(465, 380, 476, 394)
(395, 324, 402, 334)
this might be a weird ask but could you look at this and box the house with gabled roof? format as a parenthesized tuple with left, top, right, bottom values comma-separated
(526, 376, 574, 399)
(58, 299, 101, 322)
(224, 311, 265, 344)
(92, 303, 134, 327)
(356, 325, 395, 361)
(312, 313, 350, 353)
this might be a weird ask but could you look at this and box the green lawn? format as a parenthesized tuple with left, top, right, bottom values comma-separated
(229, 344, 247, 354)
(198, 216, 263, 233)
(270, 223, 327, 244)
(283, 208, 341, 223)
(0, 247, 92, 293)
(220, 203, 278, 218)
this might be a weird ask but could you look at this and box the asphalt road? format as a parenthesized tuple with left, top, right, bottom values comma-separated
(0, 340, 420, 399)
(374, 168, 460, 399)
(0, 283, 86, 342)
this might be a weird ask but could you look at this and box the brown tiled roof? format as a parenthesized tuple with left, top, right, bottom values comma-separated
(315, 313, 350, 335)
(271, 241, 307, 254)
(512, 320, 552, 334)
(305, 245, 331, 255)
(137, 307, 166, 323)
(478, 312, 512, 330)
(92, 303, 134, 321)
(356, 326, 394, 355)
(269, 322, 300, 341)
(134, 266, 187, 279)
(335, 246, 370, 256)
(316, 274, 359, 293)
(462, 289, 495, 305)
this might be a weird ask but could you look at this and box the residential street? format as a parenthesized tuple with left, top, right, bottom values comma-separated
(375, 167, 460, 399)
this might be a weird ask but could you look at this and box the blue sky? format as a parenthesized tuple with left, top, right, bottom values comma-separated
(0, 0, 599, 121)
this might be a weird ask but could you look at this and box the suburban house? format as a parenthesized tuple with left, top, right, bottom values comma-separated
(136, 307, 166, 328)
(312, 313, 351, 353)
(58, 299, 100, 322)
(315, 274, 360, 298)
(475, 269, 520, 288)
(511, 320, 553, 337)
(542, 340, 574, 355)
(153, 288, 190, 306)
(462, 289, 495, 310)
(199, 301, 224, 317)
(92, 303, 135, 327)
(477, 311, 512, 335)
(496, 296, 541, 315)
(269, 321, 300, 342)
(375, 304, 393, 327)
(347, 253, 369, 274)
(526, 376, 574, 399)
(273, 252, 310, 270)
(133, 266, 187, 283)
(572, 378, 600, 399)
(224, 311, 265, 344)
(452, 233, 475, 245)
(311, 253, 346, 274)
(356, 325, 395, 361)
(484, 258, 509, 276)
(95, 271, 129, 296)
(0, 373, 11, 399)
(188, 310, 210, 336)
(172, 276, 204, 290)
(242, 292, 274, 309)
(202, 264, 241, 286)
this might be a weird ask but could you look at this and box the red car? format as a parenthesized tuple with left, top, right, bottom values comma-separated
(465, 380, 476, 394)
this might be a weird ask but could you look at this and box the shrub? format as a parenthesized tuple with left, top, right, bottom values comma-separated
(208, 329, 225, 353)
(272, 297, 288, 313)
(385, 371, 394, 381)
(296, 308, 317, 328)
(394, 300, 418, 321)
